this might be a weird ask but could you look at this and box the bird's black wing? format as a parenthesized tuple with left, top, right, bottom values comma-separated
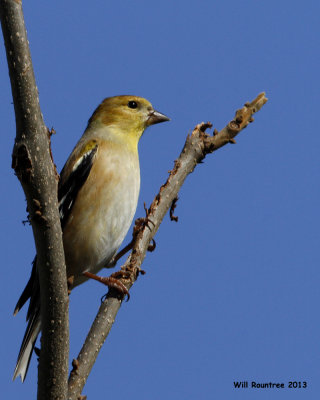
(58, 141, 98, 228)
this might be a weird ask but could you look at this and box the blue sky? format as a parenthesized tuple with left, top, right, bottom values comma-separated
(1, 1, 319, 399)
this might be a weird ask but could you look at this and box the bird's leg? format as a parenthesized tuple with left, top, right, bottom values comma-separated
(83, 271, 130, 301)
(112, 239, 134, 265)
(95, 202, 153, 300)
(141, 202, 156, 230)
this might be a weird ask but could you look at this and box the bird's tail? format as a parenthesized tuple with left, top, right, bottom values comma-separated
(13, 308, 41, 382)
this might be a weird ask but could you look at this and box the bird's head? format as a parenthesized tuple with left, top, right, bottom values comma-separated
(88, 95, 170, 144)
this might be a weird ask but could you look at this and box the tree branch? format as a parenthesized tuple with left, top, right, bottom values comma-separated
(67, 92, 268, 399)
(0, 1, 69, 399)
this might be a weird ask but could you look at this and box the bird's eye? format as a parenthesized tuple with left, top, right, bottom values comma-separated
(127, 101, 138, 109)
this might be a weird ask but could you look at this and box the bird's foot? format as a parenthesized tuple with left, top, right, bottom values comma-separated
(112, 203, 156, 266)
(83, 271, 130, 301)
(134, 202, 155, 234)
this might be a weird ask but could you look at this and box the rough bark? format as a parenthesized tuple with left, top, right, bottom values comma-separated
(0, 1, 69, 399)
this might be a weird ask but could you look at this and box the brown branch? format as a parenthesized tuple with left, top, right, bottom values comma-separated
(0, 1, 69, 399)
(67, 92, 268, 399)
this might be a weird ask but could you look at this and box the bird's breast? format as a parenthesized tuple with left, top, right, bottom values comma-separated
(63, 142, 140, 286)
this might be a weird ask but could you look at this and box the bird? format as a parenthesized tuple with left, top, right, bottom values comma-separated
(13, 95, 170, 382)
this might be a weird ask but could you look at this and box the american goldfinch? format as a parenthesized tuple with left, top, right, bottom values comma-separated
(13, 95, 169, 382)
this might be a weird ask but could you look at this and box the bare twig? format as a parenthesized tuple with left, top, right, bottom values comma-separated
(0, 1, 68, 399)
(67, 93, 268, 399)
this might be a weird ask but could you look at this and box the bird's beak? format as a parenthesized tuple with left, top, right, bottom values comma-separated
(147, 109, 170, 126)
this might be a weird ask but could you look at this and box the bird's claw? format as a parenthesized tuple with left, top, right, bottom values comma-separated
(83, 271, 130, 301)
